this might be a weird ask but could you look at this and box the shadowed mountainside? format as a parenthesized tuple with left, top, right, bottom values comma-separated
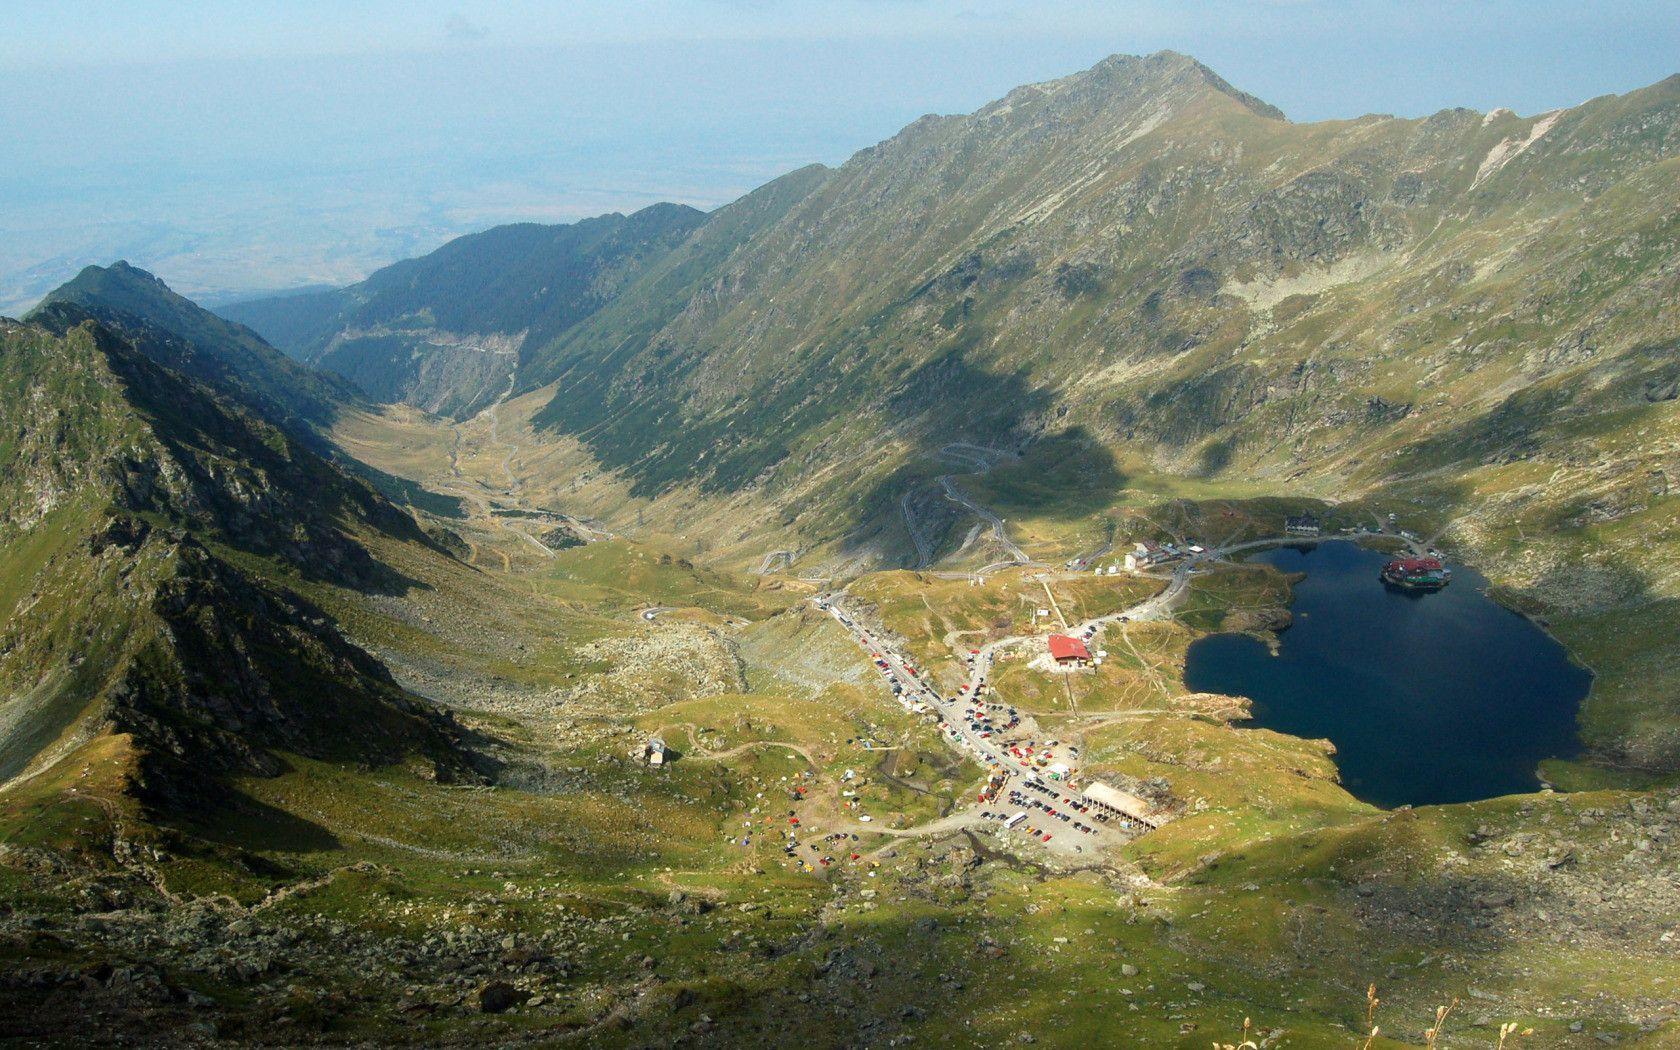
(0, 317, 480, 807)
(30, 262, 357, 443)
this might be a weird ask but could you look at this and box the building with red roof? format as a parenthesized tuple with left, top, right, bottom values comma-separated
(1381, 555, 1452, 591)
(1048, 634, 1091, 664)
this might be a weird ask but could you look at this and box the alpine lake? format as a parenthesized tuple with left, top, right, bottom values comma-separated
(1184, 540, 1592, 807)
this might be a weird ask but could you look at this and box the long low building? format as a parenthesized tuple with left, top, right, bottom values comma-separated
(1082, 781, 1161, 827)
(1123, 541, 1173, 571)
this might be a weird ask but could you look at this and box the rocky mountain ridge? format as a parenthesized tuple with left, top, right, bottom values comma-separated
(520, 52, 1679, 519)
(30, 262, 355, 444)
(0, 317, 478, 803)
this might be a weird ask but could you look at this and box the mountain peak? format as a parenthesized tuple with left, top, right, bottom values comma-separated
(1084, 50, 1287, 121)
(29, 258, 354, 436)
(975, 50, 1285, 129)
(41, 260, 196, 319)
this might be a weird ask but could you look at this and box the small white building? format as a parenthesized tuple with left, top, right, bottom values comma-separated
(1124, 541, 1171, 572)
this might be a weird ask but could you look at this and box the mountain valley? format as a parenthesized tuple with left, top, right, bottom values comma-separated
(2, 50, 1679, 1048)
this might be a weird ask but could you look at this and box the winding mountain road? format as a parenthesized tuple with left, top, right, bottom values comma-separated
(939, 474, 1028, 564)
(898, 443, 1030, 570)
(488, 370, 521, 496)
(900, 490, 937, 570)
(756, 549, 797, 575)
(424, 371, 618, 567)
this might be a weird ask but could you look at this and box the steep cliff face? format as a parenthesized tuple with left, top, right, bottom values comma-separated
(221, 203, 708, 418)
(0, 320, 477, 803)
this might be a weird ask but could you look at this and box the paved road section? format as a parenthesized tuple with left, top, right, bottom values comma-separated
(939, 474, 1028, 564)
(936, 444, 1028, 565)
(899, 490, 937, 570)
(755, 549, 796, 575)
(896, 444, 1031, 571)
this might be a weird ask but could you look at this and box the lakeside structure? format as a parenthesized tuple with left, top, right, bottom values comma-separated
(1285, 513, 1323, 537)
(1380, 556, 1452, 591)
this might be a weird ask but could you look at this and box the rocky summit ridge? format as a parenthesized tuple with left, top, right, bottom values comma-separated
(0, 316, 479, 806)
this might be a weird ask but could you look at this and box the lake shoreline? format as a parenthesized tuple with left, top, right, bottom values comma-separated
(1186, 539, 1591, 808)
(1236, 536, 1598, 687)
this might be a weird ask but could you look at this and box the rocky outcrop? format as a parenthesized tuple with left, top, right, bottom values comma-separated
(1219, 607, 1293, 635)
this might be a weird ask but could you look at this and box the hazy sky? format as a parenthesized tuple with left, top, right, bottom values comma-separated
(3, 1, 1677, 310)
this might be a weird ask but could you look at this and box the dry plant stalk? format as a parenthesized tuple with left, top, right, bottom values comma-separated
(1211, 1014, 1259, 1050)
(1358, 982, 1383, 1050)
(1424, 998, 1460, 1048)
(1360, 982, 1383, 1048)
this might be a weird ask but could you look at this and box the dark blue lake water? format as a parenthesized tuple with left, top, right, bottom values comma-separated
(1183, 541, 1590, 807)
